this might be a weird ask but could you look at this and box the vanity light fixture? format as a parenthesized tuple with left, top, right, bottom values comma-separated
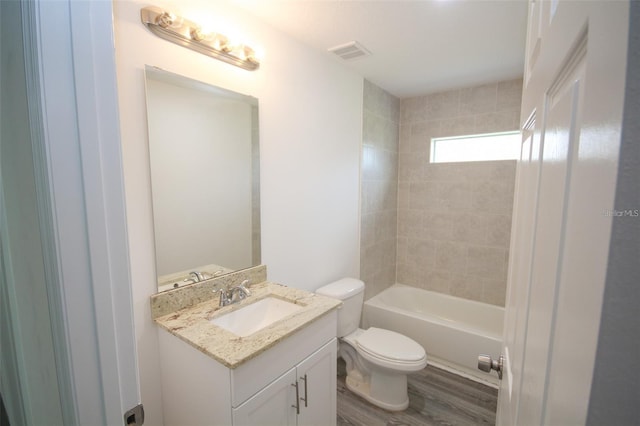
(140, 6, 260, 71)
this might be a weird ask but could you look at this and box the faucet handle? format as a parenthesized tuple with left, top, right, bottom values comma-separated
(238, 279, 251, 296)
(189, 271, 204, 282)
(213, 286, 231, 307)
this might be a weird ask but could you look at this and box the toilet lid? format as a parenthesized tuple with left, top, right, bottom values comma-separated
(356, 327, 425, 362)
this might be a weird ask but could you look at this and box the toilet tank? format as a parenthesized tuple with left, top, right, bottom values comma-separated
(315, 278, 365, 337)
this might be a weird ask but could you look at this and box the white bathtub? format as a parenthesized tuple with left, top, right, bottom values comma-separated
(362, 284, 504, 386)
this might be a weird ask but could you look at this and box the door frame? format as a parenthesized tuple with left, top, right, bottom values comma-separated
(19, 0, 140, 424)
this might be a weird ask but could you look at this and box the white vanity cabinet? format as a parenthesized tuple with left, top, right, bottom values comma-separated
(233, 340, 336, 426)
(157, 309, 337, 426)
(233, 367, 298, 425)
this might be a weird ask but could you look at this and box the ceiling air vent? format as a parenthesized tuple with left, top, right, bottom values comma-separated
(328, 41, 371, 61)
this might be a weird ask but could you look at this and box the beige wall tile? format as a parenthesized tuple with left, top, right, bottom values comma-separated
(398, 182, 410, 210)
(489, 160, 517, 181)
(360, 81, 400, 296)
(470, 180, 515, 214)
(435, 241, 468, 272)
(450, 273, 484, 301)
(408, 181, 439, 210)
(363, 112, 381, 145)
(375, 210, 398, 243)
(497, 78, 523, 112)
(481, 278, 507, 306)
(360, 181, 379, 215)
(424, 162, 465, 182)
(438, 115, 477, 137)
(396, 237, 408, 264)
(474, 110, 520, 133)
(364, 79, 400, 122)
(424, 212, 455, 241)
(423, 269, 452, 293)
(460, 83, 498, 116)
(383, 150, 399, 182)
(398, 124, 411, 150)
(437, 180, 473, 210)
(396, 262, 418, 286)
(406, 238, 437, 269)
(452, 213, 487, 245)
(486, 214, 512, 248)
(384, 121, 400, 151)
(381, 238, 397, 266)
(361, 213, 376, 248)
(398, 209, 422, 237)
(399, 152, 425, 182)
(383, 78, 521, 306)
(466, 246, 507, 280)
(410, 121, 433, 137)
(426, 90, 460, 120)
(360, 248, 379, 279)
(362, 144, 379, 181)
(401, 96, 428, 124)
(404, 132, 431, 156)
(462, 160, 516, 181)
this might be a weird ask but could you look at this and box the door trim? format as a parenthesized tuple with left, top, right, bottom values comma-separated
(21, 1, 140, 424)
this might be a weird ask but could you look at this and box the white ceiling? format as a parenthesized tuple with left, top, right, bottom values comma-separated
(231, 0, 529, 98)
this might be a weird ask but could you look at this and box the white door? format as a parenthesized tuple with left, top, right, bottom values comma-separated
(233, 367, 298, 426)
(496, 1, 630, 425)
(498, 119, 542, 425)
(297, 339, 338, 426)
(1, 1, 142, 425)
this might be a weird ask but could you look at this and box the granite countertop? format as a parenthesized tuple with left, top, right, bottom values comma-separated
(154, 281, 341, 369)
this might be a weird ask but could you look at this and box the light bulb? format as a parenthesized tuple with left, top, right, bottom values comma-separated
(155, 11, 182, 29)
(215, 35, 231, 53)
(190, 27, 214, 42)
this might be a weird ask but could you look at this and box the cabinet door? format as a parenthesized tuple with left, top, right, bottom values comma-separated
(296, 339, 337, 426)
(233, 367, 297, 426)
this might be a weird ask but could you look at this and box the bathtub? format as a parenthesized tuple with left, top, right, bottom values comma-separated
(362, 284, 504, 386)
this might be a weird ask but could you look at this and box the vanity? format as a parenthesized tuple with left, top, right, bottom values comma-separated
(143, 67, 340, 424)
(151, 267, 341, 426)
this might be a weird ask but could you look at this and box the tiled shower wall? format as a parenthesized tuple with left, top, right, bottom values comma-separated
(397, 79, 522, 306)
(360, 80, 400, 300)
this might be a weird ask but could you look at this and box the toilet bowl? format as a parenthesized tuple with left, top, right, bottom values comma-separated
(316, 278, 427, 411)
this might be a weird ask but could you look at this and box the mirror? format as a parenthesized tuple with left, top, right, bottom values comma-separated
(144, 66, 261, 292)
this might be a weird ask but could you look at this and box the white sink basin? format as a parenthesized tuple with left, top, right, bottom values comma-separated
(209, 297, 303, 337)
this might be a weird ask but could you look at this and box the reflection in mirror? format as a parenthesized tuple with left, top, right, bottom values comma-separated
(144, 66, 261, 292)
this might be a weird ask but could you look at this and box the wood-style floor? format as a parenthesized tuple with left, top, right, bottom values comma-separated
(337, 359, 498, 426)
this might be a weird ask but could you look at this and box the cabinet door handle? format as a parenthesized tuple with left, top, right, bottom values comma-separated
(291, 382, 300, 414)
(299, 374, 308, 407)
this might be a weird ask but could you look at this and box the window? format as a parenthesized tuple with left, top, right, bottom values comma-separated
(430, 131, 521, 163)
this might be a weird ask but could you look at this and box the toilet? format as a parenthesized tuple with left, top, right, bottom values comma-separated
(316, 278, 427, 411)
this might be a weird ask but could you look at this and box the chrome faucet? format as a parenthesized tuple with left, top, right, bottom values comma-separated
(189, 271, 205, 282)
(214, 287, 232, 307)
(213, 280, 252, 307)
(229, 280, 251, 303)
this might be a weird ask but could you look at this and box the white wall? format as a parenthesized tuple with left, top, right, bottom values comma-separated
(113, 1, 363, 424)
(146, 78, 253, 274)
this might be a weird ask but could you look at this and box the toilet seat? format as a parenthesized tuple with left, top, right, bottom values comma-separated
(354, 327, 427, 371)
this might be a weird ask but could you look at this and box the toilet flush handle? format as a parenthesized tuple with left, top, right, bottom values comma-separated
(478, 354, 504, 380)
